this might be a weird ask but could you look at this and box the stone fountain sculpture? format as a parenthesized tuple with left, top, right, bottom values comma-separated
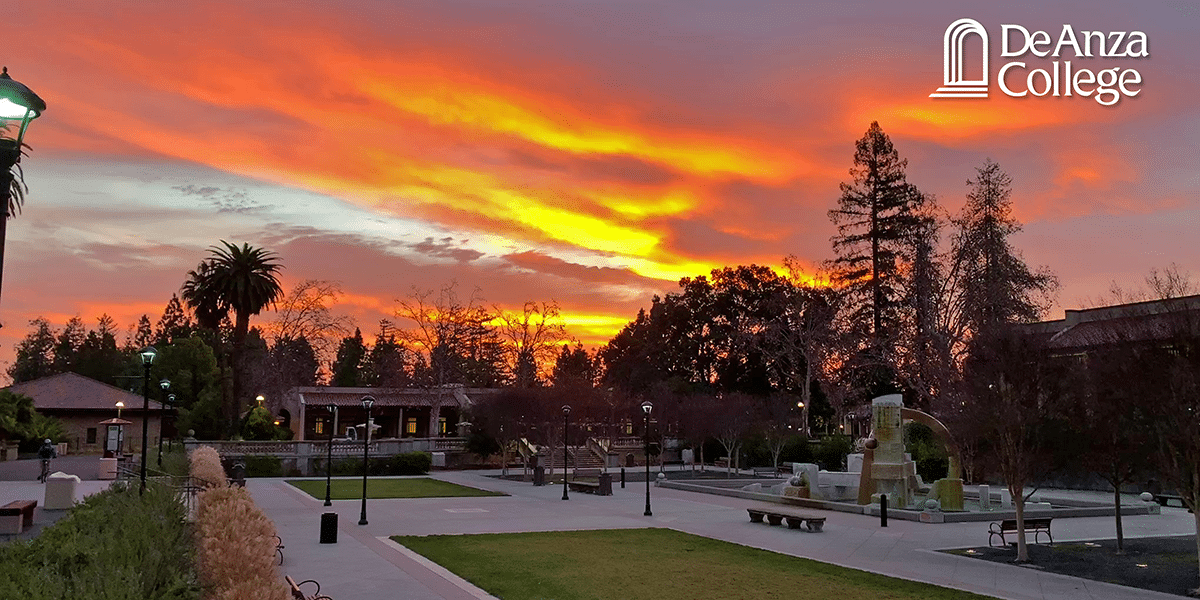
(856, 394, 963, 511)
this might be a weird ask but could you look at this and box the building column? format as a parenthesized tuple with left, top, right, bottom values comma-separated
(397, 407, 405, 438)
(428, 405, 440, 438)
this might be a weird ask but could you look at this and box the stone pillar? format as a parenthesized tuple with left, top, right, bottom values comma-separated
(979, 484, 991, 511)
(428, 405, 440, 438)
(397, 407, 405, 438)
(868, 394, 912, 508)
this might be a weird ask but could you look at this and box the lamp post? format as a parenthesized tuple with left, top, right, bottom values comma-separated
(0, 67, 46, 308)
(156, 379, 171, 467)
(561, 405, 571, 501)
(115, 401, 124, 419)
(358, 395, 375, 525)
(325, 404, 337, 506)
(139, 346, 157, 493)
(641, 401, 653, 516)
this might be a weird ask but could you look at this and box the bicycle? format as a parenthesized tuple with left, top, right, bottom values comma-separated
(38, 458, 51, 483)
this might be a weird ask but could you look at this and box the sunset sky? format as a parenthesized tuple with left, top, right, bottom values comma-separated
(1, 1, 1197, 376)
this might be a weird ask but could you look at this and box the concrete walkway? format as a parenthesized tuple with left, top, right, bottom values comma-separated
(248, 471, 1196, 600)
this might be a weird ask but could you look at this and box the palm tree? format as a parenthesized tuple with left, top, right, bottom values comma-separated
(182, 241, 284, 434)
(0, 137, 27, 313)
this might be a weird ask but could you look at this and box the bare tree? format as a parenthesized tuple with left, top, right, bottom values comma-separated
(495, 301, 571, 388)
(395, 282, 505, 388)
(965, 329, 1071, 562)
(267, 280, 353, 372)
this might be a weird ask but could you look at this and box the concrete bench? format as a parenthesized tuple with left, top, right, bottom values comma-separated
(0, 500, 37, 534)
(747, 507, 825, 532)
(286, 575, 333, 600)
(568, 481, 601, 494)
(989, 517, 1053, 547)
(1154, 494, 1193, 512)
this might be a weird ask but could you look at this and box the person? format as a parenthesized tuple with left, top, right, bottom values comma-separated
(37, 439, 56, 483)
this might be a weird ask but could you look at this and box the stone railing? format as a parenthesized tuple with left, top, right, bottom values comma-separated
(182, 438, 465, 458)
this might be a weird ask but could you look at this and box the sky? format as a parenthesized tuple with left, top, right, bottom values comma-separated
(1, 1, 1197, 375)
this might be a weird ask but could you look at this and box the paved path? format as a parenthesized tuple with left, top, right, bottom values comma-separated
(248, 471, 1196, 600)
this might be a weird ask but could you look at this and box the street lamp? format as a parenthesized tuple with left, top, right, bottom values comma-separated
(358, 395, 375, 525)
(139, 346, 157, 493)
(561, 405, 571, 501)
(115, 401, 124, 419)
(641, 400, 653, 516)
(324, 404, 337, 506)
(156, 379, 171, 467)
(0, 67, 46, 307)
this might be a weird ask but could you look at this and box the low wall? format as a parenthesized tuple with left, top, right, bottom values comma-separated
(658, 479, 1162, 523)
(182, 438, 465, 476)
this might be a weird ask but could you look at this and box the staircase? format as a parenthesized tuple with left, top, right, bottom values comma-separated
(540, 445, 606, 471)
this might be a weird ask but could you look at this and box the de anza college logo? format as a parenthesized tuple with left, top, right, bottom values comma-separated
(930, 18, 1148, 106)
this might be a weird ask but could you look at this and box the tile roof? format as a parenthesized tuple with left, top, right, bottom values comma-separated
(5, 372, 166, 412)
(291, 386, 502, 409)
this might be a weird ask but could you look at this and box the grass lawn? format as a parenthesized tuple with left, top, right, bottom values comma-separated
(946, 536, 1199, 596)
(393, 528, 989, 600)
(287, 477, 506, 500)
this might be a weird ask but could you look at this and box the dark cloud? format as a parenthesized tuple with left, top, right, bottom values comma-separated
(409, 237, 485, 263)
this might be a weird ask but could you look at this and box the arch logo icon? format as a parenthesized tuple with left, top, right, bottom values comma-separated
(929, 18, 989, 98)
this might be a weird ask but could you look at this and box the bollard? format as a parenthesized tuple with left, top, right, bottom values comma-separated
(621, 467, 626, 489)
(880, 494, 888, 527)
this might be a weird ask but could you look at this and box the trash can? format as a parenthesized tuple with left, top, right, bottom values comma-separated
(598, 473, 613, 496)
(320, 512, 338, 544)
(45, 472, 80, 510)
(98, 458, 118, 480)
(533, 466, 546, 486)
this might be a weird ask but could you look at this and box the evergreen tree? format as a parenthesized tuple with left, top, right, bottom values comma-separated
(155, 294, 195, 345)
(954, 160, 1056, 342)
(8, 318, 57, 383)
(52, 316, 87, 373)
(331, 328, 368, 387)
(551, 343, 595, 389)
(365, 328, 409, 387)
(827, 122, 928, 399)
(74, 315, 125, 384)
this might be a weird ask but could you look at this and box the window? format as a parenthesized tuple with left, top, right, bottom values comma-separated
(86, 428, 97, 444)
(438, 417, 447, 435)
(314, 419, 324, 435)
(405, 418, 418, 435)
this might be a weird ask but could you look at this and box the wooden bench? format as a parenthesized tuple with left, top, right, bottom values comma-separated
(989, 518, 1053, 547)
(286, 575, 332, 600)
(274, 534, 285, 565)
(747, 507, 826, 532)
(0, 500, 37, 534)
(752, 467, 781, 477)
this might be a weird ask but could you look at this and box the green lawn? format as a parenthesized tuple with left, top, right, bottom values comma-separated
(393, 528, 989, 600)
(287, 477, 506, 499)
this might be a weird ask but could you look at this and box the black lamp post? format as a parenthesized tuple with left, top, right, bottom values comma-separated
(641, 400, 653, 516)
(156, 380, 171, 467)
(0, 67, 46, 308)
(358, 395, 375, 525)
(139, 347, 157, 493)
(324, 404, 337, 506)
(561, 405, 571, 501)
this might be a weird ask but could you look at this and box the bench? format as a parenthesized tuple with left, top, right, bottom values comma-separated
(1154, 494, 1193, 512)
(568, 480, 600, 494)
(0, 500, 37, 534)
(275, 534, 285, 565)
(573, 467, 603, 478)
(747, 507, 826, 532)
(286, 575, 332, 600)
(752, 467, 781, 477)
(989, 518, 1053, 547)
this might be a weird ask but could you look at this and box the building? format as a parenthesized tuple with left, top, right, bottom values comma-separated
(281, 385, 503, 441)
(4, 372, 169, 454)
(1024, 294, 1200, 354)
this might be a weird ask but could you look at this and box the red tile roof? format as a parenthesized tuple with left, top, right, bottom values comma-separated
(5, 372, 166, 412)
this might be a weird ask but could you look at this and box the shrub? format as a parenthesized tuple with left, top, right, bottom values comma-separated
(243, 455, 283, 477)
(194, 486, 288, 600)
(324, 451, 432, 477)
(0, 483, 200, 599)
(813, 435, 853, 471)
(191, 445, 228, 487)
